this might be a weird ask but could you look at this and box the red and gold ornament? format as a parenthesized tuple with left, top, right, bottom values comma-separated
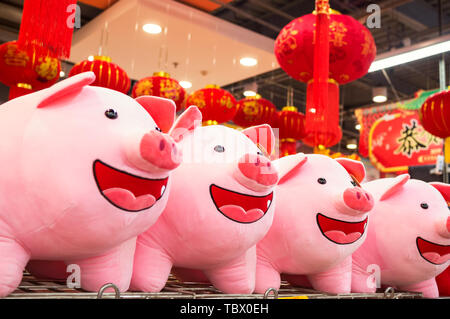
(186, 85, 237, 125)
(69, 56, 130, 94)
(233, 95, 278, 128)
(132, 72, 186, 112)
(278, 106, 307, 156)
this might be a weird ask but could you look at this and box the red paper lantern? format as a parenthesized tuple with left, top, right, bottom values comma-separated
(274, 11, 376, 85)
(420, 90, 450, 139)
(0, 41, 61, 99)
(69, 56, 130, 94)
(278, 106, 307, 156)
(132, 71, 186, 111)
(186, 85, 237, 125)
(233, 95, 277, 128)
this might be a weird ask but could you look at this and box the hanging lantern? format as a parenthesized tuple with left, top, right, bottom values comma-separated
(0, 41, 61, 99)
(132, 72, 186, 111)
(186, 85, 237, 125)
(278, 106, 307, 156)
(69, 56, 130, 94)
(420, 90, 450, 163)
(274, 10, 376, 85)
(233, 95, 277, 128)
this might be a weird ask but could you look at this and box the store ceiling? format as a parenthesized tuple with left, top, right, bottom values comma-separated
(0, 0, 449, 151)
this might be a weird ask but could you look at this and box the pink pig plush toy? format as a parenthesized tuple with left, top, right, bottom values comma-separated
(130, 120, 306, 294)
(254, 154, 374, 294)
(351, 175, 450, 298)
(0, 72, 199, 297)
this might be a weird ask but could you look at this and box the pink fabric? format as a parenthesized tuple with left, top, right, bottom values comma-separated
(352, 175, 450, 298)
(130, 122, 305, 294)
(0, 72, 182, 296)
(255, 154, 373, 294)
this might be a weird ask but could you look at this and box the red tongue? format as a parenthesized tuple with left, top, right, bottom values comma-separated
(103, 188, 156, 211)
(324, 230, 362, 245)
(219, 205, 264, 223)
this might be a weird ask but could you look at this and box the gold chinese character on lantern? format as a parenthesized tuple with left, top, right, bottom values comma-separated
(35, 56, 59, 81)
(4, 43, 29, 67)
(329, 21, 348, 47)
(135, 80, 154, 96)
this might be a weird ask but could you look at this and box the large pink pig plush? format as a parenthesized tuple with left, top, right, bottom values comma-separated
(254, 154, 374, 294)
(0, 72, 196, 297)
(130, 122, 306, 294)
(351, 175, 450, 298)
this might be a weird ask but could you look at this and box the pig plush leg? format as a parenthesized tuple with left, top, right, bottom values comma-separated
(0, 238, 30, 297)
(351, 263, 377, 293)
(398, 279, 439, 298)
(130, 240, 173, 292)
(307, 256, 353, 294)
(66, 238, 136, 292)
(204, 251, 256, 294)
(254, 256, 281, 294)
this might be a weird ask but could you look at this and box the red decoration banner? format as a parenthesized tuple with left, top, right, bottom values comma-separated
(368, 110, 443, 173)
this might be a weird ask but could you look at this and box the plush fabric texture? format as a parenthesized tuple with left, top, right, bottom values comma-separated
(0, 72, 183, 297)
(352, 175, 450, 298)
(254, 154, 374, 294)
(130, 122, 306, 294)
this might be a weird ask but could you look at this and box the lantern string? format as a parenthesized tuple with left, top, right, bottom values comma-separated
(130, 0, 142, 76)
(184, 11, 194, 86)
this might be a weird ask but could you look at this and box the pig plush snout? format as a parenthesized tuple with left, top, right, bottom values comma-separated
(341, 187, 374, 214)
(234, 154, 278, 192)
(139, 131, 181, 171)
(436, 215, 450, 239)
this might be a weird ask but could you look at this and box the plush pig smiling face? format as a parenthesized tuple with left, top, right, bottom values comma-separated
(365, 177, 450, 277)
(274, 154, 373, 268)
(16, 73, 181, 250)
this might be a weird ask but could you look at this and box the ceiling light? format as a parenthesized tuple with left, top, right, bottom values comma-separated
(372, 87, 387, 103)
(179, 80, 192, 89)
(369, 36, 450, 72)
(59, 71, 65, 78)
(143, 23, 162, 34)
(346, 143, 358, 150)
(240, 57, 258, 67)
(243, 90, 257, 97)
(87, 55, 94, 61)
(355, 124, 361, 130)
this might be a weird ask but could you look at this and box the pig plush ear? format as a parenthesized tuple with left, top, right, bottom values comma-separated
(135, 96, 176, 133)
(429, 182, 450, 204)
(169, 105, 202, 142)
(242, 124, 275, 156)
(379, 174, 410, 201)
(275, 153, 308, 185)
(37, 72, 96, 108)
(335, 158, 366, 184)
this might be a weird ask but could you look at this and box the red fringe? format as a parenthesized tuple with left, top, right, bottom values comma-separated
(18, 0, 77, 59)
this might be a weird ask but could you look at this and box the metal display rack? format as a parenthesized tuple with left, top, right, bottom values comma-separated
(5, 273, 425, 299)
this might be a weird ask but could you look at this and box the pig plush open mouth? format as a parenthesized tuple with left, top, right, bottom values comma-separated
(316, 213, 368, 245)
(416, 237, 450, 265)
(210, 184, 273, 224)
(93, 160, 168, 212)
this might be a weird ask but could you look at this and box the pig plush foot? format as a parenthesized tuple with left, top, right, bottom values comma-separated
(351, 267, 377, 294)
(399, 278, 439, 298)
(204, 253, 256, 294)
(307, 256, 352, 294)
(254, 258, 281, 294)
(130, 240, 173, 292)
(67, 238, 136, 292)
(0, 237, 30, 297)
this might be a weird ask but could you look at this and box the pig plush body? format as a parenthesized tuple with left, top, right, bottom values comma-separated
(254, 154, 374, 294)
(130, 121, 305, 294)
(0, 72, 195, 297)
(351, 175, 450, 298)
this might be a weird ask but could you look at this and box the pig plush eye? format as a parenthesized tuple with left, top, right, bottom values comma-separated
(105, 109, 118, 119)
(155, 127, 162, 132)
(214, 145, 225, 153)
(420, 203, 429, 209)
(317, 178, 327, 185)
